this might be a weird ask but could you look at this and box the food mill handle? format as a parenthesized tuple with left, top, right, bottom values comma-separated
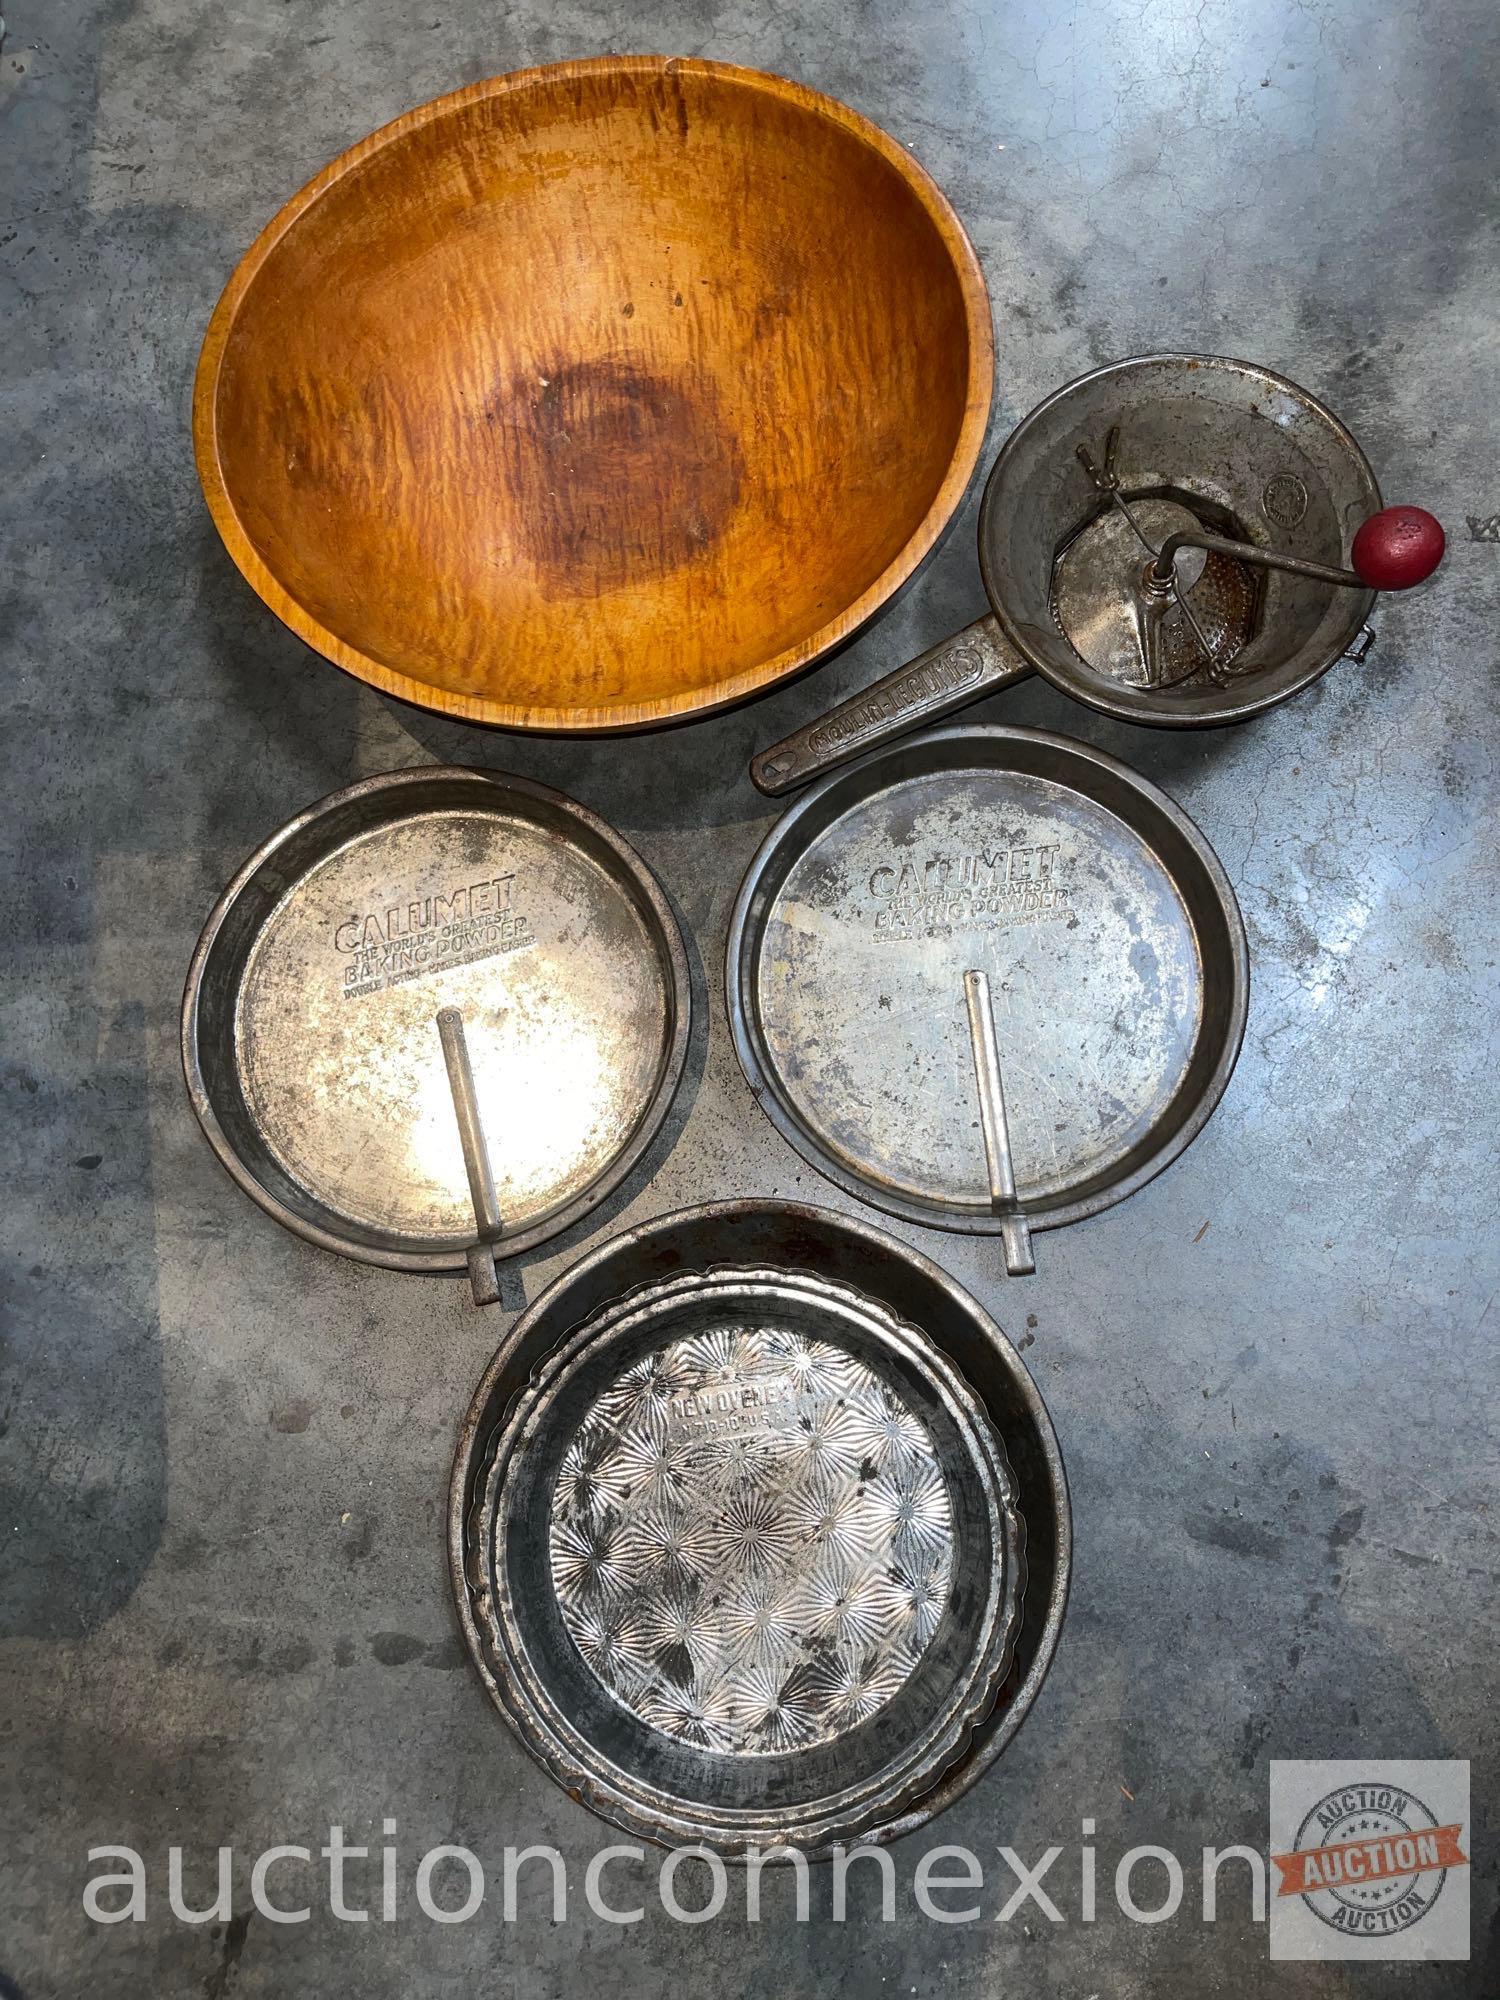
(1150, 508, 1446, 595)
(1350, 507, 1446, 590)
(749, 616, 1033, 796)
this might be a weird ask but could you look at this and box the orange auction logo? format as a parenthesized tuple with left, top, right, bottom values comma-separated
(1272, 1783, 1468, 1939)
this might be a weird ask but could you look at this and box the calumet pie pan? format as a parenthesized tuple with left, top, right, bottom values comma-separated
(729, 725, 1248, 1273)
(182, 766, 690, 1276)
(449, 1200, 1070, 1856)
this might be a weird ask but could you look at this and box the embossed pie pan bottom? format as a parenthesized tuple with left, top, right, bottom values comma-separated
(728, 725, 1247, 1250)
(182, 767, 689, 1272)
(451, 1201, 1070, 1855)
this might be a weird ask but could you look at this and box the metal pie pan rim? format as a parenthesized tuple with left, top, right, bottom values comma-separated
(468, 1262, 1026, 1851)
(448, 1198, 1072, 1859)
(977, 349, 1380, 729)
(725, 722, 1249, 1241)
(181, 764, 692, 1273)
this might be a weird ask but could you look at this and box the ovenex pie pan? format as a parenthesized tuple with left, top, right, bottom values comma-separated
(450, 1200, 1070, 1856)
(728, 724, 1248, 1275)
(182, 766, 690, 1280)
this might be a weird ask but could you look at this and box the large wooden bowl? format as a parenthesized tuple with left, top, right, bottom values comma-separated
(194, 57, 993, 731)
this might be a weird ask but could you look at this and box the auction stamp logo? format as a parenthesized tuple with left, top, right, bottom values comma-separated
(1269, 1760, 1469, 1961)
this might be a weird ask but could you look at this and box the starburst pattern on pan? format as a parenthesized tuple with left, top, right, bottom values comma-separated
(554, 1423, 620, 1522)
(796, 1557, 905, 1651)
(731, 1661, 824, 1752)
(719, 1574, 803, 1674)
(845, 1387, 931, 1471)
(615, 1501, 715, 1588)
(807, 1645, 913, 1728)
(867, 1461, 952, 1561)
(889, 1555, 950, 1648)
(601, 1413, 684, 1503)
(775, 1395, 865, 1480)
(715, 1429, 789, 1487)
(766, 1329, 860, 1399)
(548, 1318, 959, 1757)
(708, 1490, 798, 1578)
(636, 1677, 737, 1752)
(676, 1322, 746, 1388)
(551, 1517, 629, 1603)
(784, 1472, 871, 1565)
(636, 1583, 716, 1679)
(596, 1344, 688, 1428)
(567, 1601, 651, 1690)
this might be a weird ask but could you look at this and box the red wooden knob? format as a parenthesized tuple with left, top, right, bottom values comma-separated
(1350, 506, 1445, 590)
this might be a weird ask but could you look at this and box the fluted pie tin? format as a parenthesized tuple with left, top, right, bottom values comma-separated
(182, 766, 689, 1277)
(451, 1201, 1070, 1856)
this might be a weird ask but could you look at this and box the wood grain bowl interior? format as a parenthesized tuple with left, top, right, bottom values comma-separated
(194, 57, 993, 730)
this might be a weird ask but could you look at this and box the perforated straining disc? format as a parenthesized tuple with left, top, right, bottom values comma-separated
(1050, 497, 1257, 688)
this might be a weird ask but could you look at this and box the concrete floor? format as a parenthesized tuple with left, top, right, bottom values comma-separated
(3, 0, 1497, 1993)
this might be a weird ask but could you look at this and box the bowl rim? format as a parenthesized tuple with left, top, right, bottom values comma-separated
(192, 54, 996, 734)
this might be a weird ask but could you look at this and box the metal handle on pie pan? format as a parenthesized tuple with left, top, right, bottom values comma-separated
(437, 1007, 503, 1307)
(963, 970, 1034, 1277)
